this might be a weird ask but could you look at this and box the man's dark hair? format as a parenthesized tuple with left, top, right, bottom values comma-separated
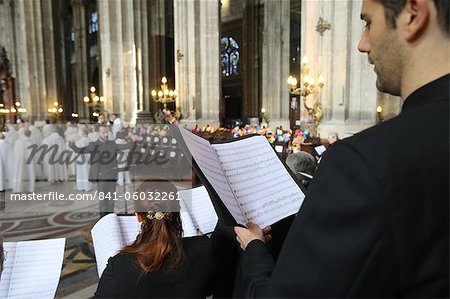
(379, 0, 449, 35)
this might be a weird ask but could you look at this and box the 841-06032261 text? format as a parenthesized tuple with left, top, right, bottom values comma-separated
(98, 191, 181, 201)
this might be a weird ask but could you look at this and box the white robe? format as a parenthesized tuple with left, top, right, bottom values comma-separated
(29, 125, 44, 179)
(42, 124, 55, 139)
(115, 138, 131, 185)
(42, 132, 68, 182)
(66, 131, 80, 176)
(0, 139, 14, 190)
(88, 132, 98, 142)
(112, 118, 122, 138)
(5, 125, 18, 148)
(75, 136, 93, 191)
(12, 136, 36, 193)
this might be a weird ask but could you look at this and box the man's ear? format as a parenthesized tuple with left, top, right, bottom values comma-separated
(403, 0, 430, 42)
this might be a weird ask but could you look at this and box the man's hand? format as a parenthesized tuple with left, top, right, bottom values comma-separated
(234, 223, 272, 251)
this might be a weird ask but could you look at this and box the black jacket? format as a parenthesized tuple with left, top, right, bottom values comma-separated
(236, 74, 449, 298)
(70, 140, 130, 182)
(95, 236, 215, 298)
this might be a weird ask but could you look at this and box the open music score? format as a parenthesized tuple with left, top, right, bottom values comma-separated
(0, 238, 66, 299)
(179, 186, 218, 236)
(178, 128, 305, 228)
(179, 128, 245, 224)
(91, 214, 141, 277)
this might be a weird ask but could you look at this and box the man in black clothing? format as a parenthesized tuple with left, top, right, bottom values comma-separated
(70, 125, 131, 217)
(235, 0, 449, 297)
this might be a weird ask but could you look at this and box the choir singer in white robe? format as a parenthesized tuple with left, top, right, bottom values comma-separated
(75, 128, 93, 191)
(12, 130, 36, 193)
(41, 127, 68, 183)
(0, 133, 14, 191)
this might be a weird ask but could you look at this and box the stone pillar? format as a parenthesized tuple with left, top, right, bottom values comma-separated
(72, 0, 89, 120)
(133, 0, 143, 112)
(14, 0, 34, 119)
(100, 0, 154, 124)
(198, 0, 220, 122)
(347, 0, 377, 123)
(301, 0, 382, 137)
(32, 0, 47, 119)
(139, 0, 150, 112)
(261, 0, 290, 128)
(42, 0, 58, 113)
(174, 0, 220, 127)
(109, 1, 124, 116)
(98, 0, 112, 117)
(121, 0, 138, 122)
(134, 0, 154, 123)
(174, 0, 195, 121)
(242, 0, 263, 119)
(0, 0, 17, 76)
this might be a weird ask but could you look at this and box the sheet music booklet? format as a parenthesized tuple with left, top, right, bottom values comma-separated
(0, 238, 66, 299)
(91, 185, 218, 277)
(175, 126, 306, 228)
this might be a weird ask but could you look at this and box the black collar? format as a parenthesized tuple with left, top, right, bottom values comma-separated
(402, 74, 450, 112)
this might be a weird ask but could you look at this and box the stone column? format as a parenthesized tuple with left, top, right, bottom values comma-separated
(109, 0, 124, 116)
(301, 0, 381, 137)
(139, 0, 150, 112)
(347, 0, 377, 123)
(197, 0, 220, 122)
(261, 0, 290, 129)
(99, 0, 146, 123)
(174, 0, 220, 127)
(32, 0, 47, 119)
(98, 0, 112, 116)
(42, 0, 58, 115)
(0, 0, 17, 77)
(121, 0, 138, 122)
(242, 0, 263, 120)
(135, 0, 154, 123)
(72, 0, 89, 120)
(174, 0, 195, 121)
(133, 0, 143, 112)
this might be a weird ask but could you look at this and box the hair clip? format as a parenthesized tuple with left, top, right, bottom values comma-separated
(146, 211, 167, 220)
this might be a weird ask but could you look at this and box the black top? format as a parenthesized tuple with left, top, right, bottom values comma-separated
(235, 74, 450, 298)
(95, 236, 214, 298)
(70, 140, 131, 181)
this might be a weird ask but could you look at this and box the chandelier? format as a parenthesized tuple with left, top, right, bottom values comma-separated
(83, 86, 106, 119)
(47, 101, 64, 118)
(151, 77, 177, 110)
(287, 55, 325, 136)
(0, 101, 27, 115)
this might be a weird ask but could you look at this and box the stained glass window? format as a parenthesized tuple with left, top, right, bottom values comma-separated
(88, 10, 98, 34)
(221, 37, 239, 77)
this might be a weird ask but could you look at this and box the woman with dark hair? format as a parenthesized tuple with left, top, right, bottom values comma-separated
(95, 181, 215, 298)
